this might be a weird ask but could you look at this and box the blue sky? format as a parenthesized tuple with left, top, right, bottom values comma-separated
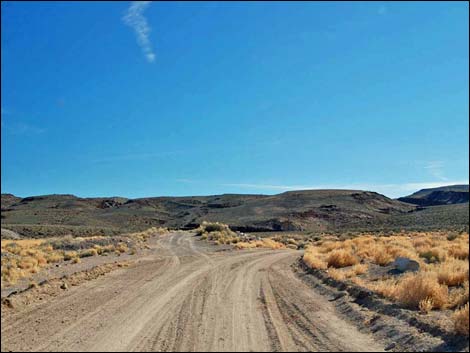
(1, 1, 469, 199)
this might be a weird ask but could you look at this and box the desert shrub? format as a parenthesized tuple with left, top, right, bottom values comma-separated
(449, 281, 469, 309)
(286, 238, 298, 246)
(394, 272, 448, 309)
(419, 297, 434, 314)
(17, 258, 38, 270)
(196, 222, 230, 235)
(448, 245, 469, 260)
(115, 243, 129, 253)
(372, 251, 394, 266)
(303, 231, 469, 317)
(453, 303, 469, 336)
(1, 229, 156, 286)
(328, 268, 346, 281)
(79, 249, 98, 258)
(420, 247, 447, 263)
(303, 246, 327, 270)
(326, 249, 358, 268)
(63, 251, 78, 261)
(351, 263, 368, 275)
(235, 238, 285, 250)
(46, 253, 64, 263)
(195, 222, 238, 245)
(447, 232, 459, 241)
(435, 259, 469, 287)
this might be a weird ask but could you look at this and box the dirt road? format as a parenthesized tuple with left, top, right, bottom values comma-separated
(1, 232, 384, 352)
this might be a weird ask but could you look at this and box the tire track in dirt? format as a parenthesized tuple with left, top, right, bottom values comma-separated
(1, 232, 384, 352)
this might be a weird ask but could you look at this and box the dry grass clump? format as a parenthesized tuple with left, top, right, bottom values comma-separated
(449, 281, 469, 309)
(130, 227, 169, 242)
(196, 222, 287, 250)
(394, 272, 448, 309)
(269, 233, 311, 249)
(366, 272, 449, 310)
(419, 297, 434, 314)
(235, 238, 286, 250)
(63, 251, 78, 261)
(79, 248, 98, 258)
(195, 222, 240, 245)
(453, 303, 469, 336)
(115, 243, 129, 253)
(351, 263, 368, 275)
(301, 230, 470, 329)
(303, 246, 327, 270)
(448, 244, 469, 260)
(1, 227, 162, 286)
(371, 251, 394, 266)
(328, 268, 346, 281)
(326, 249, 359, 268)
(433, 259, 469, 287)
(196, 222, 233, 236)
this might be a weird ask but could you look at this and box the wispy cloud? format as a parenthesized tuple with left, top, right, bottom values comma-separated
(424, 161, 448, 181)
(2, 121, 46, 135)
(123, 1, 155, 63)
(175, 178, 196, 184)
(93, 151, 182, 163)
(1, 107, 46, 134)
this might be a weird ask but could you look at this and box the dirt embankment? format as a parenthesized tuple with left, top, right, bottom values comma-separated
(1, 232, 384, 352)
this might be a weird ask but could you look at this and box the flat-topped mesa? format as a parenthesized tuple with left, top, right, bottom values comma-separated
(398, 185, 469, 206)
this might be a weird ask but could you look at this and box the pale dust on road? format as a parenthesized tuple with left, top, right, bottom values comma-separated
(1, 232, 384, 352)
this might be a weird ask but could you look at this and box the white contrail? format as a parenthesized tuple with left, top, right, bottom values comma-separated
(123, 1, 155, 62)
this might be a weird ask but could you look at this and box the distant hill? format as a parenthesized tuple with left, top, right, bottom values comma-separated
(2, 187, 468, 238)
(1, 190, 416, 237)
(398, 184, 469, 206)
(1, 193, 21, 211)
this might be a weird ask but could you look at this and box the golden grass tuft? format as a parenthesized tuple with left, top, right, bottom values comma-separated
(435, 259, 469, 287)
(394, 272, 448, 309)
(326, 249, 359, 268)
(1, 227, 159, 286)
(419, 297, 434, 314)
(235, 238, 286, 250)
(303, 246, 327, 270)
(351, 263, 368, 275)
(301, 231, 469, 315)
(448, 281, 469, 309)
(328, 268, 346, 281)
(453, 303, 469, 336)
(115, 243, 129, 253)
(448, 245, 469, 260)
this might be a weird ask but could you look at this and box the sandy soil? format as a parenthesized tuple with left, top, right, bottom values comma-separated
(1, 232, 384, 352)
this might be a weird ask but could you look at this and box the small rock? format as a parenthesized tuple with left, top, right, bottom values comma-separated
(60, 282, 68, 290)
(2, 298, 14, 308)
(392, 257, 420, 273)
(385, 342, 396, 351)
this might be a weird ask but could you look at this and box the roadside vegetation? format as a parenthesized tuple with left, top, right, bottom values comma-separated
(302, 231, 469, 336)
(195, 222, 286, 249)
(1, 227, 168, 287)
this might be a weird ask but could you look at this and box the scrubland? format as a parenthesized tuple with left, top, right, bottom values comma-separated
(1, 227, 168, 286)
(302, 231, 469, 336)
(195, 221, 286, 249)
